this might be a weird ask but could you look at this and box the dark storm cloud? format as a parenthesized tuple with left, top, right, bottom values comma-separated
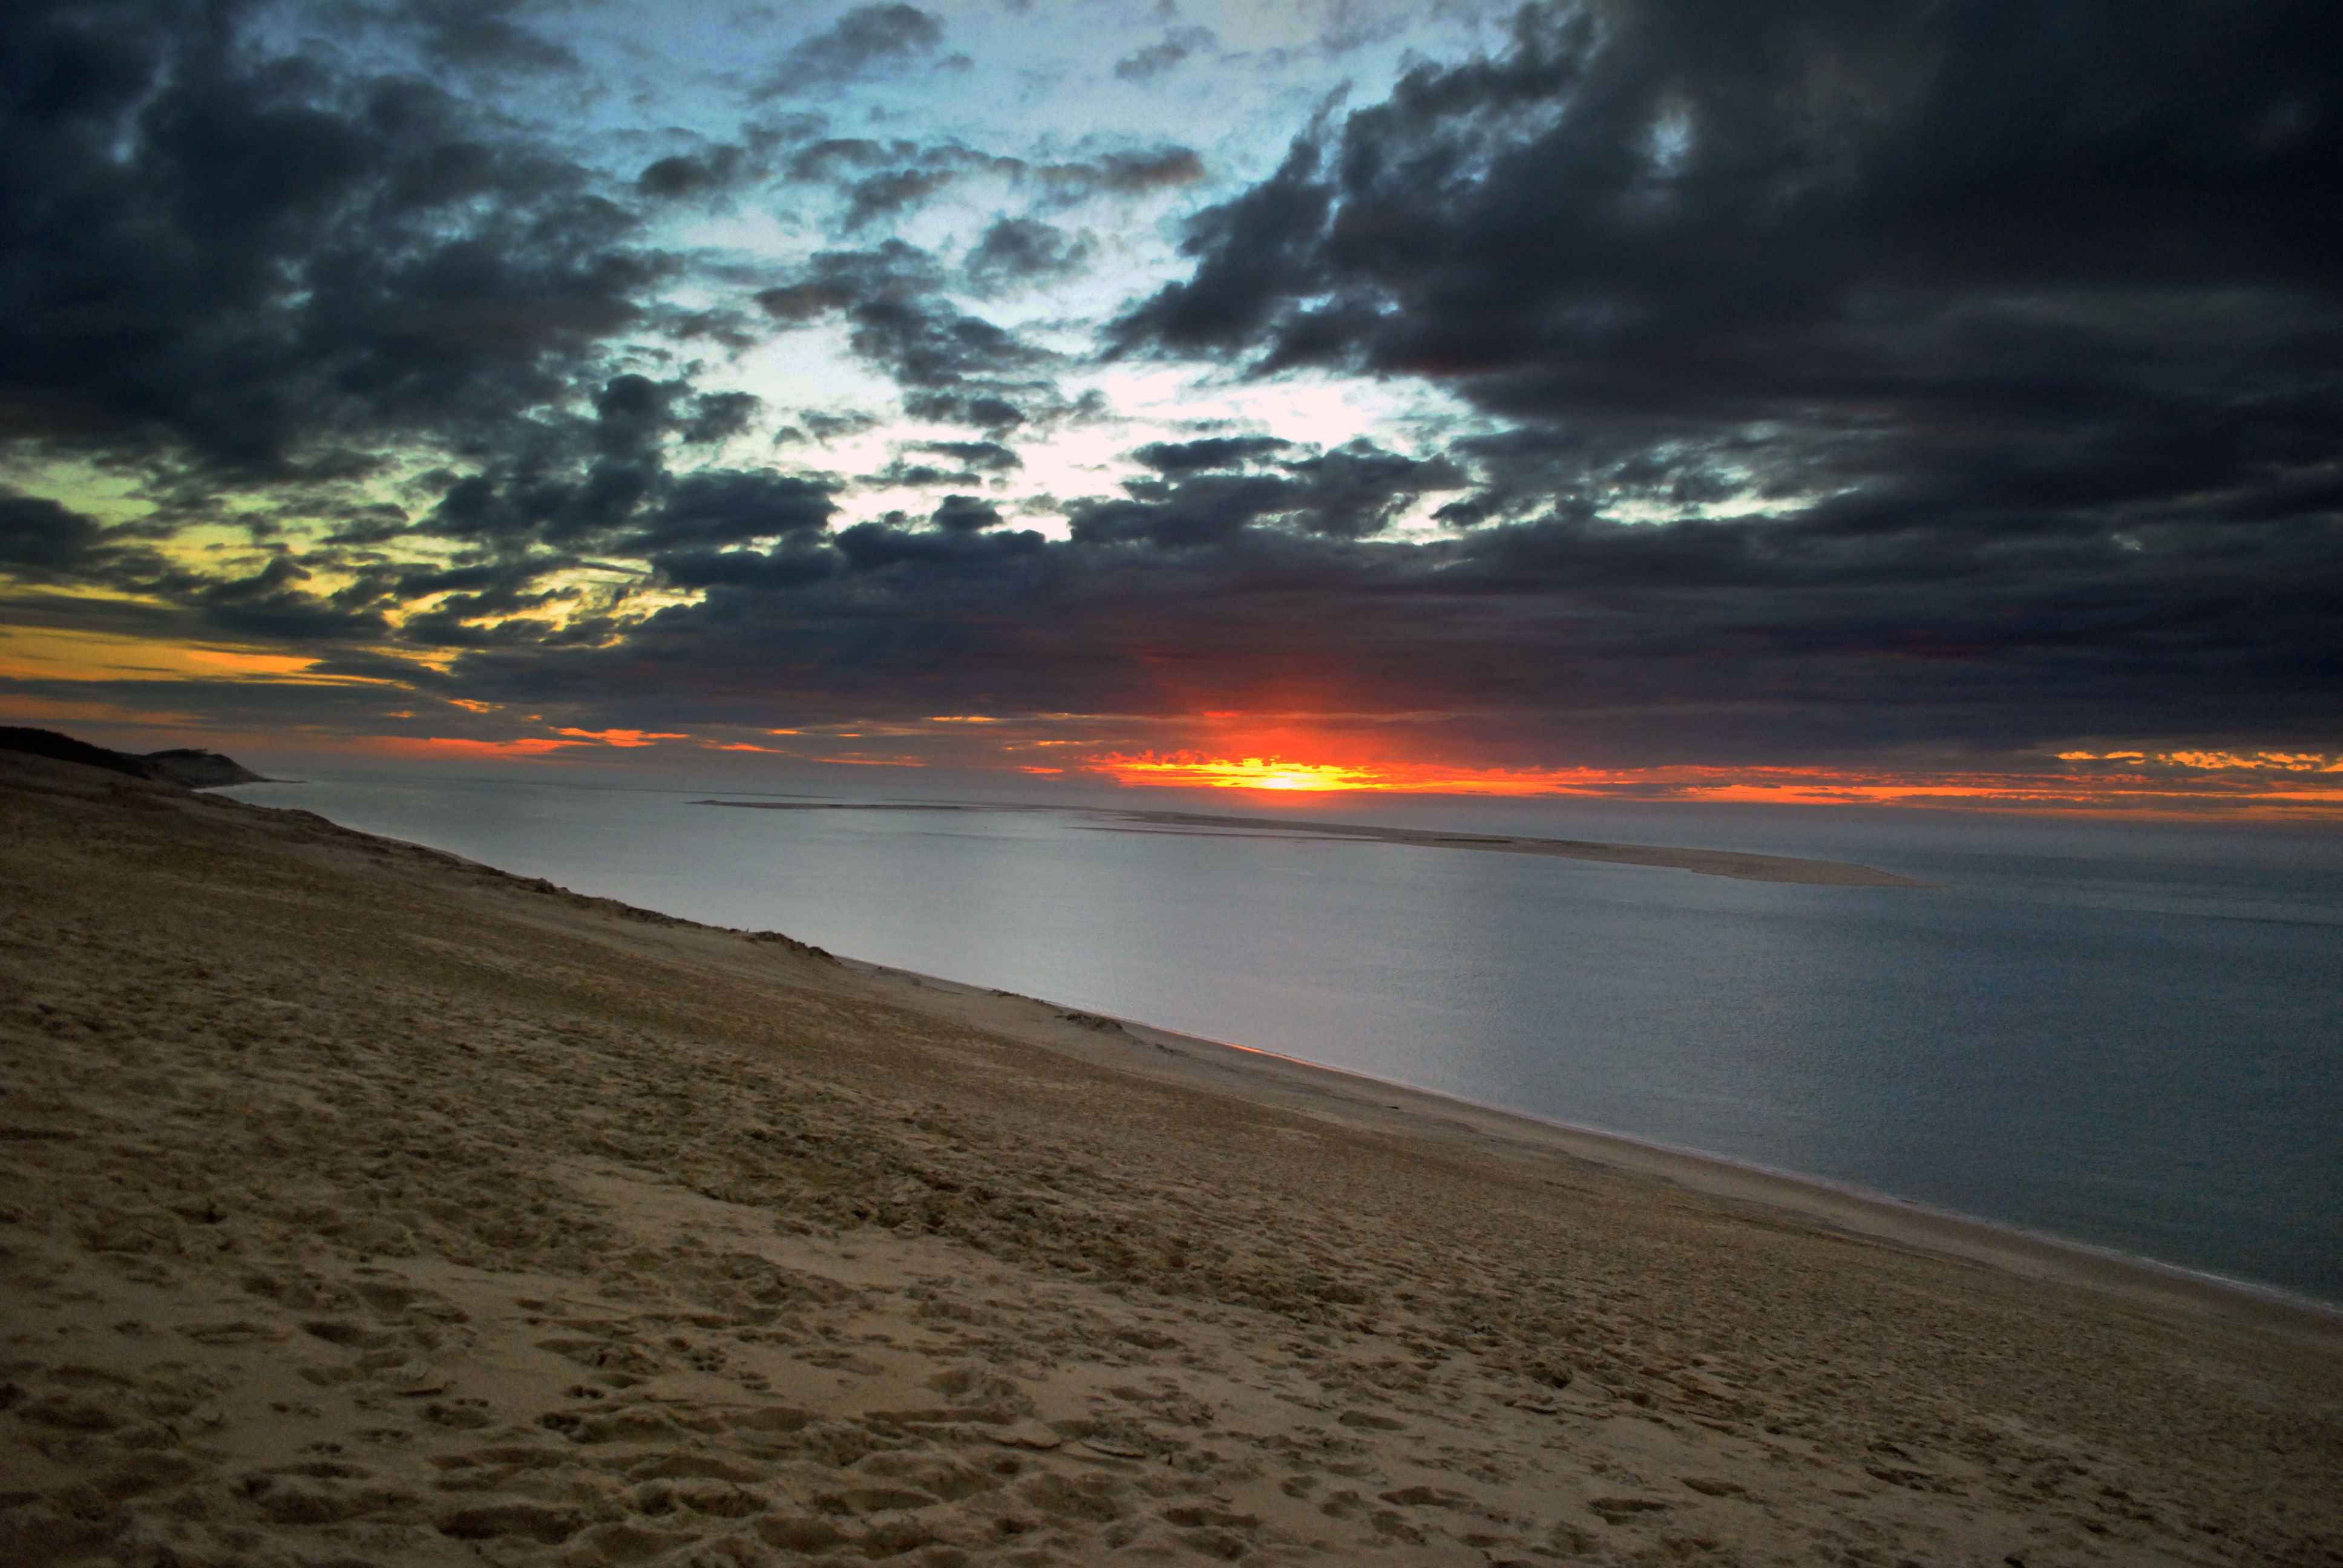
(843, 167, 958, 227)
(781, 137, 1024, 230)
(1113, 27, 1216, 83)
(758, 4, 946, 99)
(1117, 2, 2343, 431)
(963, 217, 1092, 292)
(1070, 440, 1464, 546)
(384, 0, 580, 74)
(5, 0, 2335, 776)
(848, 301, 1044, 393)
(320, 506, 415, 546)
(784, 138, 898, 181)
(0, 0, 670, 478)
(0, 490, 419, 642)
(929, 494, 1002, 532)
(0, 492, 189, 595)
(1067, 475, 1299, 550)
(0, 496, 106, 575)
(866, 440, 1022, 486)
(680, 391, 762, 445)
(1131, 436, 1294, 474)
(616, 469, 838, 552)
(797, 409, 884, 443)
(385, 558, 551, 604)
(431, 0, 2340, 762)
(650, 543, 836, 591)
(637, 144, 752, 200)
(917, 441, 1020, 474)
(310, 348, 838, 637)
(831, 518, 1043, 572)
(1032, 147, 1207, 205)
(778, 136, 1185, 238)
(196, 555, 392, 641)
(1077, 0, 2343, 754)
(430, 480, 2343, 765)
(753, 243, 1066, 431)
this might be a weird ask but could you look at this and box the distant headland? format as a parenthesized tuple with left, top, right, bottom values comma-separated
(0, 725, 270, 789)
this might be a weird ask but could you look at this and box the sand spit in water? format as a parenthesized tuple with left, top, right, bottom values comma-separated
(687, 800, 1932, 888)
(2, 753, 2336, 1568)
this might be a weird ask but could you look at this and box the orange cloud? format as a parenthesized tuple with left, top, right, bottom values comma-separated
(180, 648, 319, 676)
(0, 694, 205, 727)
(359, 728, 693, 759)
(365, 736, 579, 759)
(553, 728, 689, 748)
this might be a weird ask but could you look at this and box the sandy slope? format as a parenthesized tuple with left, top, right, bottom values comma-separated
(1, 753, 2337, 1568)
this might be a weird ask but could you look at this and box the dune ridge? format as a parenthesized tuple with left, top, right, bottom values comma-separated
(3, 751, 2337, 1568)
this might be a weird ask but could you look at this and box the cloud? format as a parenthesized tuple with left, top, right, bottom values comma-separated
(0, 1, 669, 477)
(1131, 436, 1294, 474)
(772, 136, 1200, 242)
(680, 391, 762, 445)
(1113, 27, 1216, 83)
(1070, 0, 2343, 754)
(1107, 129, 1331, 354)
(867, 440, 1024, 486)
(916, 440, 1021, 473)
(930, 494, 1002, 531)
(759, 4, 946, 98)
(387, 0, 580, 74)
(617, 469, 839, 553)
(197, 556, 393, 641)
(1072, 440, 1463, 545)
(843, 167, 958, 227)
(5, 0, 2337, 786)
(963, 217, 1093, 292)
(1117, 2, 2343, 440)
(1034, 147, 1207, 204)
(637, 145, 754, 200)
(0, 495, 106, 575)
(651, 544, 837, 591)
(753, 242, 1066, 431)
(831, 518, 1044, 572)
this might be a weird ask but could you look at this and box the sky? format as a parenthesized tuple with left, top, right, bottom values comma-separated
(3, 0, 2340, 818)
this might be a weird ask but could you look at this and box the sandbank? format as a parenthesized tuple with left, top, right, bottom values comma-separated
(5, 751, 2336, 1568)
(689, 800, 1935, 887)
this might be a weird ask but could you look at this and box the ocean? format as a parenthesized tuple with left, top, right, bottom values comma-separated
(220, 773, 2343, 1307)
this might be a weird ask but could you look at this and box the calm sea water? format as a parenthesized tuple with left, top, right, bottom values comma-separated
(221, 774, 2343, 1306)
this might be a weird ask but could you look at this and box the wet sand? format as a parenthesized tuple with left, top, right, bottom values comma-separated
(5, 751, 2337, 1568)
(689, 800, 1936, 887)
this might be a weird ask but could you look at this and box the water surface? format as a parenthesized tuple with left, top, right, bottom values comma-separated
(223, 774, 2343, 1305)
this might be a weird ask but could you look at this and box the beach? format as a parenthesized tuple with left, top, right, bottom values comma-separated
(2, 751, 2338, 1568)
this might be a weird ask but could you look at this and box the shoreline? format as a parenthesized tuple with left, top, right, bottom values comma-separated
(7, 750, 2339, 1566)
(838, 957, 2343, 1345)
(226, 775, 2325, 1332)
(221, 775, 2325, 1330)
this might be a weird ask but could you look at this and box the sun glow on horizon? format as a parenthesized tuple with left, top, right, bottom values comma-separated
(1079, 750, 2343, 817)
(1089, 753, 1596, 795)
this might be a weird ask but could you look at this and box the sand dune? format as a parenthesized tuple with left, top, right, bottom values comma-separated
(2, 751, 2336, 1568)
